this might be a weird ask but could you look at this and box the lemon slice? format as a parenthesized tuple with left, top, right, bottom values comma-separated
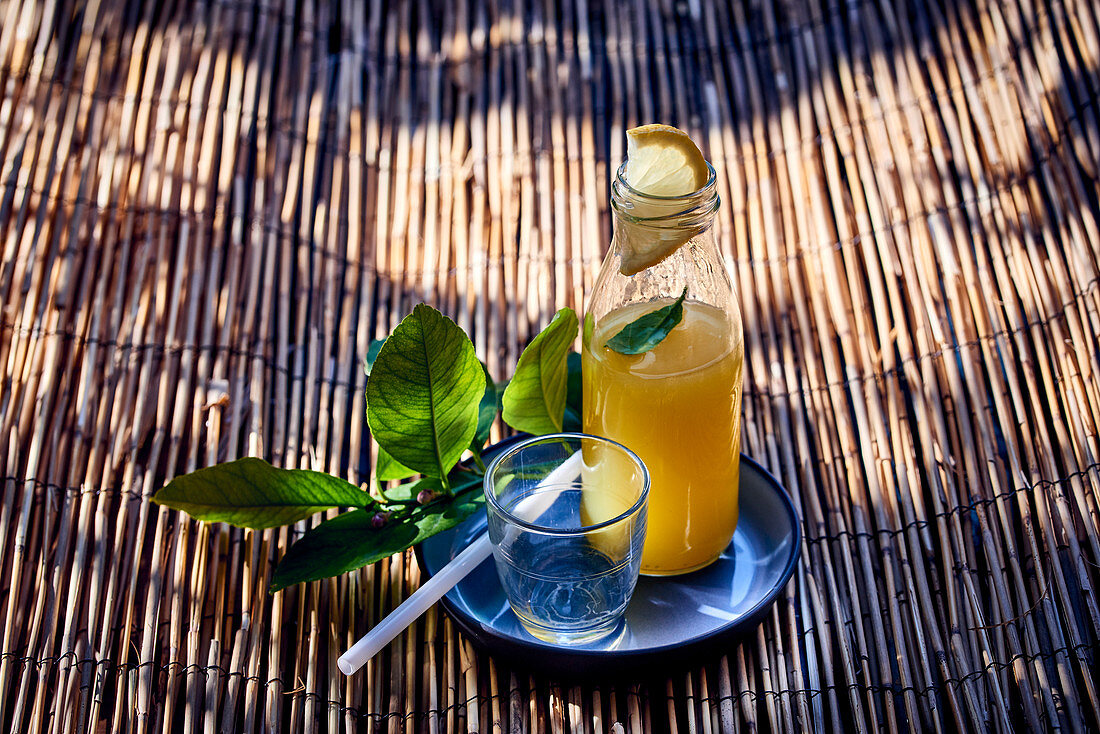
(624, 124, 709, 197)
(617, 124, 710, 275)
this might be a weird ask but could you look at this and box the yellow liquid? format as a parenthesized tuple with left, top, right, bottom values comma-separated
(582, 300, 743, 575)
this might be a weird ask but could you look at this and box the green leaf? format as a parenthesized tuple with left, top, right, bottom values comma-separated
(153, 457, 374, 529)
(562, 351, 583, 432)
(364, 337, 387, 375)
(270, 489, 485, 591)
(374, 447, 417, 482)
(472, 363, 501, 450)
(448, 467, 486, 496)
(604, 287, 688, 355)
(501, 308, 579, 435)
(366, 304, 485, 480)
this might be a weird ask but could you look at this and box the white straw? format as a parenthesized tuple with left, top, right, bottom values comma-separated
(338, 447, 586, 676)
(337, 532, 493, 675)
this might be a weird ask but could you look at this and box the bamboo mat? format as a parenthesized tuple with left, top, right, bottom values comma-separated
(1, 0, 1098, 731)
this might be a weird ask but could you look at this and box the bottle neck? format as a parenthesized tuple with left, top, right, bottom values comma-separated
(588, 160, 734, 325)
(610, 161, 720, 235)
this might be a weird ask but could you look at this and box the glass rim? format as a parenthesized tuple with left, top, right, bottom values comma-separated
(482, 432, 651, 536)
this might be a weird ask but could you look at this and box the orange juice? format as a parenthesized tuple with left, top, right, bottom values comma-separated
(582, 299, 743, 575)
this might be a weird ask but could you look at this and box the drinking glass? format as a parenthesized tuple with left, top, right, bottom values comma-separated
(483, 433, 650, 645)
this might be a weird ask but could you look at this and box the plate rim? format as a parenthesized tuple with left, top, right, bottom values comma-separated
(415, 436, 802, 677)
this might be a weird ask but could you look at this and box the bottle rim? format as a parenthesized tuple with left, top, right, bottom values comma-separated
(610, 160, 720, 225)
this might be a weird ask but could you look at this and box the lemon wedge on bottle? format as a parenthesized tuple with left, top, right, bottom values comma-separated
(617, 124, 711, 275)
(624, 124, 709, 197)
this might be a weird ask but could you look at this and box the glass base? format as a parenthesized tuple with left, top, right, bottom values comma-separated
(516, 614, 625, 646)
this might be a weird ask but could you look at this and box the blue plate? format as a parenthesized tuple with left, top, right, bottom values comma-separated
(417, 441, 801, 677)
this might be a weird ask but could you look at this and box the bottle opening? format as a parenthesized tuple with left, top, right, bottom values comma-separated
(610, 161, 720, 227)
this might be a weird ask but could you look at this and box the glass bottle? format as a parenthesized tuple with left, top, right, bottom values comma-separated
(582, 161, 744, 576)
